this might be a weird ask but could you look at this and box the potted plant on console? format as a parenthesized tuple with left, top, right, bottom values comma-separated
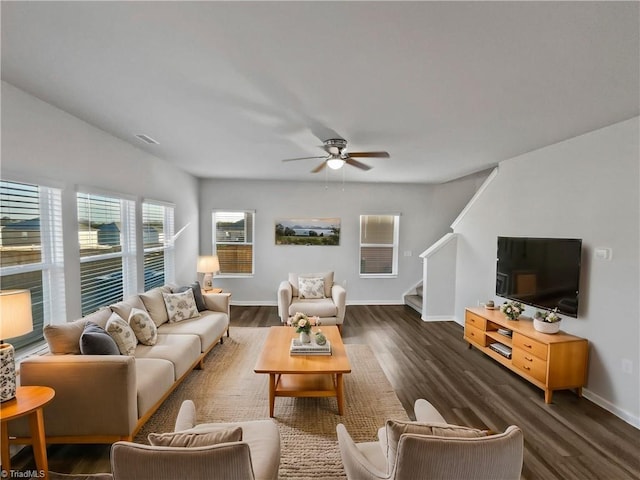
(500, 300, 525, 320)
(533, 308, 562, 334)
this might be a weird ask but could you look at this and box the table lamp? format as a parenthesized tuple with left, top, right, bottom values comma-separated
(197, 255, 220, 291)
(0, 289, 34, 402)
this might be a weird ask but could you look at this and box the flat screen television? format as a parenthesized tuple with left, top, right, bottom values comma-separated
(496, 236, 582, 317)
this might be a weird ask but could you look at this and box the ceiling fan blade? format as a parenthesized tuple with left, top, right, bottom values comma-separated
(311, 161, 327, 173)
(347, 151, 390, 158)
(346, 158, 372, 171)
(282, 155, 327, 162)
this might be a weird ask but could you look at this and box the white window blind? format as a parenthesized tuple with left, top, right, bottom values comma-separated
(0, 180, 66, 350)
(77, 192, 136, 315)
(213, 210, 254, 275)
(359, 214, 400, 276)
(143, 201, 175, 290)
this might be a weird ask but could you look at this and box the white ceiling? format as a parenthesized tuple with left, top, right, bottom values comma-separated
(2, 1, 638, 184)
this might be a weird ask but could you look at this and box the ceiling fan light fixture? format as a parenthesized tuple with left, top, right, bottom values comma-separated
(327, 158, 346, 170)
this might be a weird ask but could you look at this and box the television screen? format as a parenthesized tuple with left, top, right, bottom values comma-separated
(496, 237, 582, 317)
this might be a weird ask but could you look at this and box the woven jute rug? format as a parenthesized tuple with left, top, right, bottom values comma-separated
(135, 327, 409, 479)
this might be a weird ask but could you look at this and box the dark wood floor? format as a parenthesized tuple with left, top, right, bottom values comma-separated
(11, 305, 640, 479)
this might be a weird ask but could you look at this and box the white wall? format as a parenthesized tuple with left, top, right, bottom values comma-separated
(452, 117, 640, 426)
(421, 233, 458, 320)
(1, 82, 200, 320)
(198, 176, 486, 305)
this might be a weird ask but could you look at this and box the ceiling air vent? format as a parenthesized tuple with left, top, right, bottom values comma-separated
(135, 134, 159, 145)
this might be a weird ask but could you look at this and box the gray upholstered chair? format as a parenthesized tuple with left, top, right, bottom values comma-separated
(277, 272, 346, 330)
(337, 399, 524, 480)
(47, 400, 281, 480)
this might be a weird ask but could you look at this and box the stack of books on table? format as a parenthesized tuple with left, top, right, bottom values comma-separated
(290, 339, 332, 356)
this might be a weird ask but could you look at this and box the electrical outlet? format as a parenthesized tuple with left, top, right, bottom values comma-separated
(622, 359, 633, 374)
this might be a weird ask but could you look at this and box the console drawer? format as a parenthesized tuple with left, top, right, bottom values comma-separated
(513, 333, 548, 360)
(513, 347, 547, 383)
(464, 323, 487, 347)
(465, 311, 487, 330)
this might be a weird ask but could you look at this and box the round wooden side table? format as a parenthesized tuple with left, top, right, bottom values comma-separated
(1, 386, 55, 480)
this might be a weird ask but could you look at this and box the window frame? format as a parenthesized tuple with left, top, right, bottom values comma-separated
(76, 188, 137, 315)
(0, 179, 66, 351)
(359, 214, 400, 278)
(142, 200, 175, 291)
(212, 209, 255, 277)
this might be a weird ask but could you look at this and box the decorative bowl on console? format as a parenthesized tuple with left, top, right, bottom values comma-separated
(533, 308, 561, 334)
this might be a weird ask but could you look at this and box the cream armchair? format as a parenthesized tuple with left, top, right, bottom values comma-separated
(48, 400, 281, 480)
(278, 272, 346, 330)
(337, 399, 523, 480)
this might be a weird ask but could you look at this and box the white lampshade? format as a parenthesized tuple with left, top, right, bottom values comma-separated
(197, 255, 220, 291)
(327, 158, 346, 170)
(0, 289, 34, 340)
(197, 255, 220, 274)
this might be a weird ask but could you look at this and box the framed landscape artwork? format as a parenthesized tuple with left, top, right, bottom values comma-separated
(275, 218, 340, 246)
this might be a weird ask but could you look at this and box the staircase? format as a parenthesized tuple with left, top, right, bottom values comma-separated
(404, 281, 423, 314)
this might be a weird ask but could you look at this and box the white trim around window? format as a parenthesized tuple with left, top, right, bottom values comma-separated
(359, 214, 400, 278)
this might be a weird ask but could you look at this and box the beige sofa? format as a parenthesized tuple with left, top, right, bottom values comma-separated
(11, 285, 230, 444)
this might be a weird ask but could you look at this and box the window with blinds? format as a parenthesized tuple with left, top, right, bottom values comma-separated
(0, 180, 66, 350)
(143, 201, 174, 291)
(77, 192, 136, 315)
(359, 214, 400, 276)
(213, 210, 254, 275)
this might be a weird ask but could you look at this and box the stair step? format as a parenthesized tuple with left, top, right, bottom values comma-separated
(416, 284, 423, 297)
(404, 294, 422, 314)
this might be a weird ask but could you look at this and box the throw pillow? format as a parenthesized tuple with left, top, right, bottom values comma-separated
(139, 286, 172, 327)
(45, 307, 112, 355)
(79, 321, 120, 355)
(173, 282, 207, 312)
(105, 312, 137, 356)
(298, 277, 325, 299)
(148, 426, 242, 447)
(385, 420, 488, 471)
(162, 290, 200, 323)
(129, 308, 158, 346)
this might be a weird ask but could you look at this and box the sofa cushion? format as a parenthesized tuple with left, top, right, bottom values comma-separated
(106, 313, 137, 356)
(298, 277, 326, 299)
(139, 286, 172, 327)
(129, 308, 158, 346)
(385, 420, 488, 471)
(135, 358, 175, 420)
(163, 290, 200, 323)
(110, 295, 147, 322)
(148, 426, 243, 447)
(134, 334, 201, 380)
(44, 307, 112, 355)
(157, 311, 228, 353)
(79, 321, 120, 355)
(289, 298, 338, 318)
(173, 282, 207, 312)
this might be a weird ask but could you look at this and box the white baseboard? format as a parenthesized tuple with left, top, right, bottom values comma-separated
(582, 389, 640, 429)
(421, 315, 455, 322)
(230, 300, 404, 307)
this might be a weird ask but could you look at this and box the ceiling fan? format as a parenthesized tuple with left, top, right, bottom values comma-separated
(282, 138, 390, 173)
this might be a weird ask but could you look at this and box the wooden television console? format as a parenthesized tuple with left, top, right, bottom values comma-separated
(464, 307, 588, 403)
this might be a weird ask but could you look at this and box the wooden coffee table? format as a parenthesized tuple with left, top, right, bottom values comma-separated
(254, 326, 351, 417)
